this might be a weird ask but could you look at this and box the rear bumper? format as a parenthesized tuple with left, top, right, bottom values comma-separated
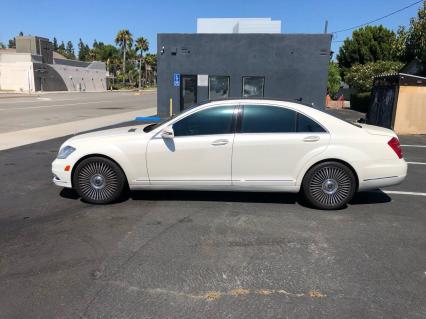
(358, 159, 407, 191)
(52, 159, 72, 188)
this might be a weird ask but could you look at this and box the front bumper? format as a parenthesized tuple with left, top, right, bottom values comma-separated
(52, 159, 72, 188)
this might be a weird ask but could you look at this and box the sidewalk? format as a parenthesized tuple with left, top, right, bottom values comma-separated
(0, 107, 156, 151)
(0, 88, 157, 98)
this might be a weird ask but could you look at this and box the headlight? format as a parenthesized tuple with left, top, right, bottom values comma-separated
(57, 146, 76, 159)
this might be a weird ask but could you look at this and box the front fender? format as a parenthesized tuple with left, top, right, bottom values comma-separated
(68, 138, 148, 186)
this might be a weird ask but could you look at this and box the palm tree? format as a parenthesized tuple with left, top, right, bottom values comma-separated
(115, 29, 133, 84)
(135, 37, 149, 89)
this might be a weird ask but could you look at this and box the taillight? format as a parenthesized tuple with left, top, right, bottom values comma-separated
(388, 137, 403, 159)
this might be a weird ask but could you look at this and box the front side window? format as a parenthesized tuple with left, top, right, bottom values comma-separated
(173, 106, 235, 137)
(209, 76, 230, 100)
(242, 76, 265, 98)
(241, 105, 296, 133)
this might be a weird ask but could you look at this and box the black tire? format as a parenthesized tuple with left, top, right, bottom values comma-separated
(72, 157, 126, 204)
(302, 161, 356, 210)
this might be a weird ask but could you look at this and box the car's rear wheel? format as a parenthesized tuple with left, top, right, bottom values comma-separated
(302, 161, 356, 210)
(73, 157, 126, 204)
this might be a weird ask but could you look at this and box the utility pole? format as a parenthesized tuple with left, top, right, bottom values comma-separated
(122, 42, 126, 84)
(324, 20, 329, 34)
(138, 58, 142, 90)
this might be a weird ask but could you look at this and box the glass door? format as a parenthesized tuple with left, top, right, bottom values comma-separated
(180, 75, 197, 111)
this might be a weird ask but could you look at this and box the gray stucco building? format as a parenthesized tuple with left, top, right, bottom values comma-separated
(157, 20, 331, 117)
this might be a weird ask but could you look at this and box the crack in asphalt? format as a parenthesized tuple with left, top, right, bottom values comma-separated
(103, 280, 326, 300)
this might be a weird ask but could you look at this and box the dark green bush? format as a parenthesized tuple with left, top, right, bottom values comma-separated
(350, 92, 371, 113)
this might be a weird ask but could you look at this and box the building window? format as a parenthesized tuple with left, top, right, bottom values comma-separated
(242, 76, 265, 98)
(209, 76, 230, 100)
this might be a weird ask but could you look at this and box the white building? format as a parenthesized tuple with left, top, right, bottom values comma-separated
(0, 36, 107, 93)
(197, 18, 282, 34)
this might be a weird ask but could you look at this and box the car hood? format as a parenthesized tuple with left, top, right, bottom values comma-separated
(67, 125, 151, 143)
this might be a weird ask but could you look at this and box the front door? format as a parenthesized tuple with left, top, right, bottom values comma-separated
(180, 75, 197, 111)
(147, 105, 237, 186)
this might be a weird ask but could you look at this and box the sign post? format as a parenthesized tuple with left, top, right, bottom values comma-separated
(173, 73, 180, 87)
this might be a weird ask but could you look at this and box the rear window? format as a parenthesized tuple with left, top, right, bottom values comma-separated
(296, 113, 326, 132)
(241, 105, 296, 133)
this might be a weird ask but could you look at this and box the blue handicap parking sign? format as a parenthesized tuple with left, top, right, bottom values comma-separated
(173, 73, 180, 86)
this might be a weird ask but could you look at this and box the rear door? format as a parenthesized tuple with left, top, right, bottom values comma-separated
(232, 104, 330, 187)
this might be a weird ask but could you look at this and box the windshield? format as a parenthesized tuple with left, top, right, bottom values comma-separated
(143, 104, 201, 133)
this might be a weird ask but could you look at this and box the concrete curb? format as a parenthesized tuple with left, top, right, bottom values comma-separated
(0, 94, 39, 99)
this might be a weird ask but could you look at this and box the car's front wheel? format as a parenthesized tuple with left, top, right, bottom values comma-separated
(73, 157, 126, 204)
(302, 161, 356, 210)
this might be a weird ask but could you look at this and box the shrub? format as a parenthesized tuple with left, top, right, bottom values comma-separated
(345, 61, 403, 92)
(328, 63, 341, 97)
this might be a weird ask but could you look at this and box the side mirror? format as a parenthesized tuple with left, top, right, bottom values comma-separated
(161, 126, 174, 139)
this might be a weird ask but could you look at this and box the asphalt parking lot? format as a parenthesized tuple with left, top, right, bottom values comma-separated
(0, 91, 156, 134)
(0, 108, 425, 318)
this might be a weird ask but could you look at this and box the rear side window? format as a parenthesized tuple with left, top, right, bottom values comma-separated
(173, 106, 235, 136)
(296, 113, 326, 132)
(241, 105, 296, 133)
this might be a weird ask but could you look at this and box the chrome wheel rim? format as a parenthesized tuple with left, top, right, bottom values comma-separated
(78, 161, 118, 201)
(310, 166, 351, 206)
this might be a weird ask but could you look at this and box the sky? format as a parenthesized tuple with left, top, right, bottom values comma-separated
(0, 0, 422, 57)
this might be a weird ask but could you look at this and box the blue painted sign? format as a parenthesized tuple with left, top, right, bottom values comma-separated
(173, 73, 180, 87)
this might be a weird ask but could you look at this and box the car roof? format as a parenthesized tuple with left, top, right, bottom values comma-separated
(200, 98, 314, 107)
(200, 99, 319, 114)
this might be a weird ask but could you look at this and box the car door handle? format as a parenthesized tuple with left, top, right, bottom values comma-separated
(303, 136, 320, 142)
(211, 139, 229, 146)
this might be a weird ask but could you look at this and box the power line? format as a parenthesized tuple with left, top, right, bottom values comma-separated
(331, 0, 423, 34)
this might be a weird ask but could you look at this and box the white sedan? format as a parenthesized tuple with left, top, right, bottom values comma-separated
(52, 99, 407, 209)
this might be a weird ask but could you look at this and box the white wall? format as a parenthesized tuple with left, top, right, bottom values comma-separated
(0, 53, 33, 63)
(0, 62, 35, 92)
(50, 64, 107, 91)
(197, 18, 282, 34)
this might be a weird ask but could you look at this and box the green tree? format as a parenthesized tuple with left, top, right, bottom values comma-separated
(344, 61, 403, 92)
(65, 41, 75, 59)
(58, 41, 65, 51)
(145, 53, 157, 69)
(53, 37, 58, 51)
(8, 38, 16, 48)
(337, 25, 398, 75)
(328, 63, 341, 97)
(115, 29, 133, 83)
(6, 32, 23, 49)
(78, 38, 90, 61)
(392, 26, 409, 62)
(0, 42, 5, 49)
(404, 1, 426, 74)
(57, 41, 66, 58)
(90, 43, 120, 62)
(135, 37, 149, 88)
